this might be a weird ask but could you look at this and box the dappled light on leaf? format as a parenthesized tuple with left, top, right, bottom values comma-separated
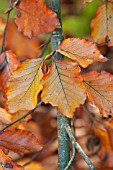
(41, 60, 86, 118)
(57, 38, 106, 68)
(15, 0, 60, 38)
(91, 2, 113, 46)
(82, 71, 113, 117)
(6, 58, 43, 113)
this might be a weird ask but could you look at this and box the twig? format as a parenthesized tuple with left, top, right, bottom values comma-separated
(64, 124, 97, 170)
(0, 101, 42, 133)
(0, 13, 10, 54)
(38, 36, 51, 58)
(23, 136, 57, 167)
(64, 145, 76, 170)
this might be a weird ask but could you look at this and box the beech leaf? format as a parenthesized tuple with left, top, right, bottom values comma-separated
(0, 129, 43, 154)
(0, 51, 20, 93)
(56, 38, 106, 68)
(15, 0, 60, 38)
(41, 60, 86, 118)
(82, 71, 113, 117)
(6, 58, 43, 113)
(91, 2, 113, 46)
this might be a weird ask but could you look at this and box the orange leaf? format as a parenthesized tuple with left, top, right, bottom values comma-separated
(82, 71, 113, 117)
(94, 121, 113, 168)
(0, 149, 24, 170)
(15, 0, 60, 38)
(56, 38, 106, 68)
(0, 129, 42, 154)
(0, 51, 20, 93)
(41, 60, 86, 118)
(91, 2, 113, 46)
(0, 108, 11, 125)
(6, 58, 43, 113)
(5, 21, 41, 60)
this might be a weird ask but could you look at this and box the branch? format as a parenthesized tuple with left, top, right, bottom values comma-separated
(0, 13, 10, 54)
(64, 145, 76, 170)
(50, 0, 71, 169)
(38, 36, 51, 58)
(64, 124, 97, 170)
(0, 101, 42, 133)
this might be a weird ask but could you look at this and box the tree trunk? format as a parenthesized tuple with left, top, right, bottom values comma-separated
(50, 0, 71, 169)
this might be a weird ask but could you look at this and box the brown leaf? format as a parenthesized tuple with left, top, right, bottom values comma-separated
(91, 2, 113, 46)
(15, 0, 60, 38)
(0, 129, 43, 154)
(41, 60, 86, 118)
(82, 71, 113, 117)
(56, 38, 106, 68)
(6, 58, 43, 113)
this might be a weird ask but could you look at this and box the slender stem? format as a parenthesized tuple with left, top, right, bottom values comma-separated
(38, 36, 51, 58)
(0, 13, 10, 54)
(65, 124, 97, 170)
(0, 101, 42, 133)
(64, 145, 76, 170)
(50, 0, 71, 169)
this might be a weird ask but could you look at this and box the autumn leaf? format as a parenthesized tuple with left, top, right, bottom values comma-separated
(6, 58, 43, 113)
(94, 121, 113, 168)
(0, 129, 43, 154)
(15, 0, 60, 38)
(0, 108, 11, 125)
(0, 51, 20, 93)
(56, 38, 106, 68)
(91, 1, 113, 46)
(82, 71, 113, 117)
(41, 60, 86, 118)
(0, 149, 24, 170)
(5, 21, 41, 60)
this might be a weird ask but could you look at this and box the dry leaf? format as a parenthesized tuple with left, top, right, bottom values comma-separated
(0, 51, 20, 93)
(91, 2, 113, 46)
(57, 38, 106, 68)
(82, 71, 113, 117)
(41, 60, 86, 118)
(15, 0, 60, 38)
(6, 58, 43, 113)
(5, 21, 41, 60)
(0, 129, 43, 154)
